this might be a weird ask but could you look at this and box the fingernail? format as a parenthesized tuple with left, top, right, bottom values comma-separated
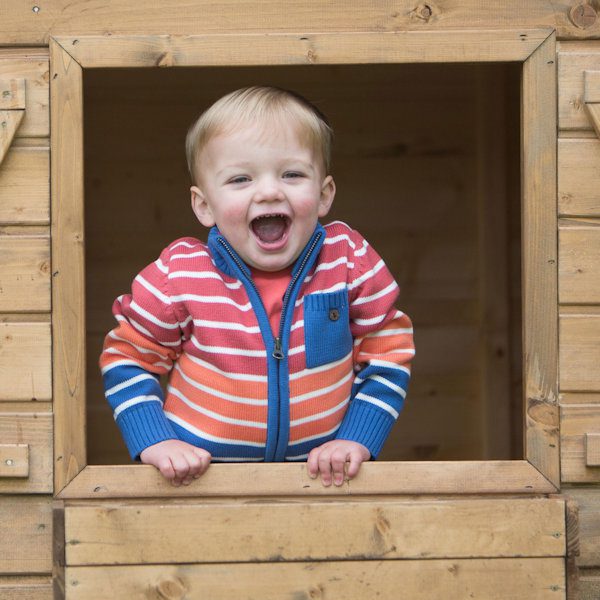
(309, 472, 317, 479)
(334, 477, 343, 486)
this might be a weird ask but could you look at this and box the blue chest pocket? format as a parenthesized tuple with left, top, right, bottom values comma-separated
(304, 289, 353, 369)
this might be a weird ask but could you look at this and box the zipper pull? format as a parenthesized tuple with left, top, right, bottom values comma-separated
(273, 338, 284, 360)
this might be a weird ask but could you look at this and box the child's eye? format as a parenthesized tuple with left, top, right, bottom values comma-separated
(228, 175, 250, 184)
(283, 171, 304, 179)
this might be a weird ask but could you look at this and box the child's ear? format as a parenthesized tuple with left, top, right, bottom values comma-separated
(190, 186, 216, 228)
(318, 175, 336, 218)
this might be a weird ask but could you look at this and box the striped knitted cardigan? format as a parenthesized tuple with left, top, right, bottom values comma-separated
(99, 221, 414, 462)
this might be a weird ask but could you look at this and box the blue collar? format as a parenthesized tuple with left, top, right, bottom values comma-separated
(207, 223, 326, 280)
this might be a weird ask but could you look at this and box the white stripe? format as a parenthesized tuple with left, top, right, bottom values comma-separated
(168, 270, 243, 289)
(365, 348, 416, 357)
(184, 353, 268, 382)
(354, 313, 387, 327)
(173, 363, 268, 405)
(290, 370, 353, 404)
(323, 233, 356, 249)
(367, 360, 412, 375)
(170, 240, 198, 250)
(354, 240, 368, 257)
(108, 330, 170, 360)
(351, 281, 397, 306)
(101, 358, 159, 375)
(135, 274, 171, 305)
(313, 257, 352, 273)
(289, 351, 353, 381)
(168, 385, 267, 428)
(355, 393, 399, 419)
(290, 319, 304, 332)
(366, 326, 413, 337)
(290, 395, 350, 426)
(288, 423, 341, 446)
(127, 316, 181, 347)
(171, 250, 209, 259)
(113, 395, 162, 418)
(293, 282, 346, 307)
(190, 335, 267, 357)
(165, 412, 265, 447)
(102, 348, 172, 371)
(130, 300, 180, 330)
(170, 294, 252, 311)
(287, 344, 306, 357)
(285, 453, 309, 460)
(155, 259, 168, 274)
(348, 259, 385, 290)
(353, 374, 406, 399)
(193, 319, 261, 334)
(106, 373, 158, 397)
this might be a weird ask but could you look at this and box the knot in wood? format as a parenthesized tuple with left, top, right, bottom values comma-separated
(569, 3, 598, 29)
(156, 577, 186, 600)
(411, 3, 435, 22)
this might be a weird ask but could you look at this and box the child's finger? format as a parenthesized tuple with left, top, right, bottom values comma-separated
(346, 450, 364, 479)
(170, 453, 191, 484)
(317, 451, 334, 487)
(330, 450, 348, 486)
(306, 448, 321, 478)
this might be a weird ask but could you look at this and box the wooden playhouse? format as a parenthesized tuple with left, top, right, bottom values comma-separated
(0, 1, 599, 598)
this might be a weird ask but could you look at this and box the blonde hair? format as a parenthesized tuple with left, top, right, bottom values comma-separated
(185, 86, 333, 185)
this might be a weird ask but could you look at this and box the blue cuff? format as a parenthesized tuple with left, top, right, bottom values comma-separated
(335, 400, 396, 459)
(116, 401, 178, 460)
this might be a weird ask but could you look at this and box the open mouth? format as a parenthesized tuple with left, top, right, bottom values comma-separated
(250, 214, 291, 246)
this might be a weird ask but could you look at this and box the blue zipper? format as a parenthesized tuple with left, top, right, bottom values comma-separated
(217, 231, 323, 461)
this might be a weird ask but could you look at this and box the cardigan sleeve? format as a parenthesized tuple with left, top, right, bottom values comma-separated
(334, 230, 414, 458)
(99, 246, 184, 459)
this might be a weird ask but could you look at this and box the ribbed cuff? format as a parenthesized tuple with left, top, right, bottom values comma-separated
(336, 400, 396, 459)
(116, 401, 178, 460)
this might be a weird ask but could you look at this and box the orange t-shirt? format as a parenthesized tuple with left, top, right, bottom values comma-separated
(250, 267, 293, 336)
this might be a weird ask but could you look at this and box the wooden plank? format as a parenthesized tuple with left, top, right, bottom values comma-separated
(58, 461, 556, 499)
(579, 569, 600, 599)
(0, 413, 52, 493)
(587, 102, 600, 138)
(0, 145, 49, 224)
(0, 110, 24, 165)
(0, 235, 50, 312)
(64, 558, 566, 600)
(560, 315, 600, 392)
(559, 222, 600, 303)
(0, 50, 49, 137)
(0, 78, 26, 110)
(522, 33, 560, 487)
(0, 496, 52, 574)
(50, 39, 85, 493)
(0, 322, 51, 401)
(562, 487, 600, 568)
(585, 70, 600, 103)
(561, 404, 600, 482)
(558, 138, 600, 216)
(586, 433, 600, 466)
(0, 444, 29, 477)
(0, 577, 53, 600)
(2, 0, 598, 43)
(55, 30, 550, 69)
(559, 44, 600, 131)
(64, 498, 565, 566)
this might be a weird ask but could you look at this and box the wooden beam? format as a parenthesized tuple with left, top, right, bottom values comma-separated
(521, 33, 560, 487)
(53, 30, 552, 69)
(58, 461, 556, 499)
(0, 110, 23, 165)
(50, 38, 86, 493)
(0, 444, 29, 478)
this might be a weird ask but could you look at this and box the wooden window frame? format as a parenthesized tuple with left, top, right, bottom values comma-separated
(50, 29, 559, 498)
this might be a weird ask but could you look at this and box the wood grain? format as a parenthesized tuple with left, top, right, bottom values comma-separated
(0, 444, 29, 478)
(0, 577, 52, 600)
(64, 497, 565, 566)
(59, 461, 557, 499)
(64, 558, 566, 600)
(0, 496, 52, 574)
(0, 413, 52, 493)
(561, 405, 600, 482)
(0, 322, 51, 401)
(560, 314, 600, 392)
(50, 38, 86, 493)
(0, 145, 49, 224)
(558, 138, 600, 216)
(0, 235, 50, 312)
(562, 487, 600, 568)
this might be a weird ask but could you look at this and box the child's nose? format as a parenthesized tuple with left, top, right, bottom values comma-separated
(253, 177, 284, 202)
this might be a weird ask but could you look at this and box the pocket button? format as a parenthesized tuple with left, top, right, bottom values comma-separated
(329, 308, 340, 321)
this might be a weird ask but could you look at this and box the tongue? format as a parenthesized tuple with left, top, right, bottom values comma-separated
(252, 216, 287, 243)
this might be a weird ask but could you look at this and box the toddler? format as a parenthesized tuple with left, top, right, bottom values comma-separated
(99, 86, 414, 487)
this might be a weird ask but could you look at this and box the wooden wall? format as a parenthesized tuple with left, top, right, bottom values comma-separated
(83, 63, 522, 465)
(557, 40, 600, 600)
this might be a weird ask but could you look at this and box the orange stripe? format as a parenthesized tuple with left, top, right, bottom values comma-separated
(289, 406, 348, 443)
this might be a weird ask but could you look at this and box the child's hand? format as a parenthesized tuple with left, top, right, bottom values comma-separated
(307, 440, 370, 487)
(140, 440, 211, 487)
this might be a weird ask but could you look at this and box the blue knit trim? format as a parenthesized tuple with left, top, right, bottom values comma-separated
(116, 401, 178, 460)
(336, 400, 396, 459)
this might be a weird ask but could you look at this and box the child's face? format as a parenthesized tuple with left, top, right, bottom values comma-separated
(190, 120, 335, 272)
